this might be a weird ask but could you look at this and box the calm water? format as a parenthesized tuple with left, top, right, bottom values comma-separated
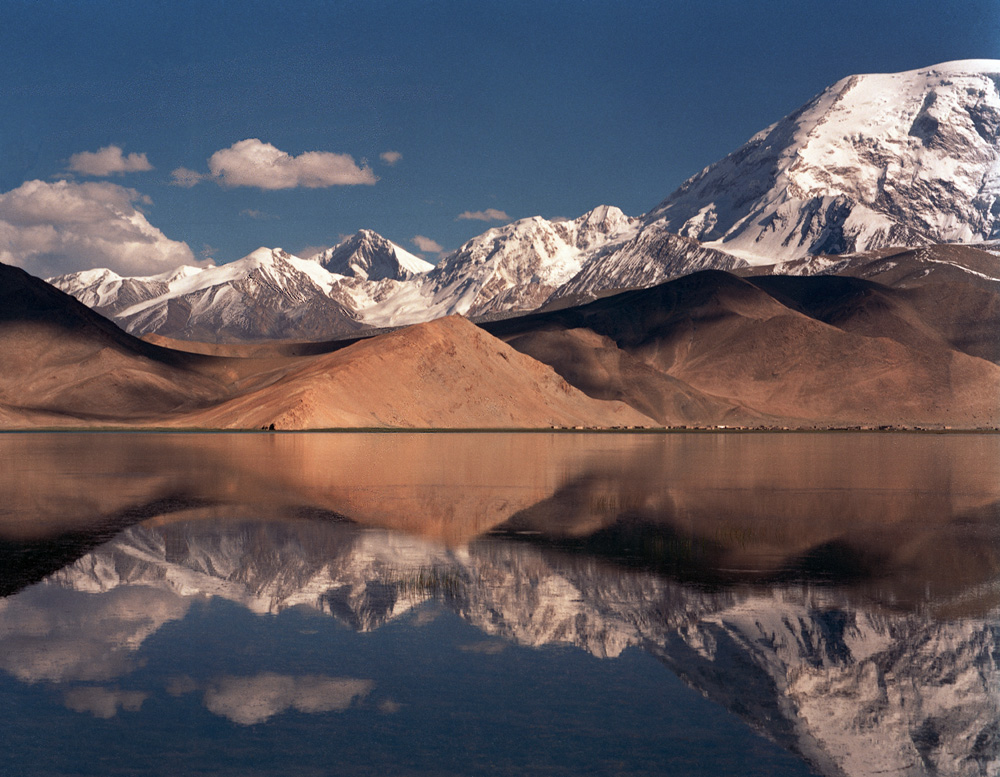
(1, 432, 998, 777)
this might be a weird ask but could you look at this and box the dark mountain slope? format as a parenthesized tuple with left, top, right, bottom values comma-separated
(484, 270, 1000, 428)
(0, 263, 233, 422)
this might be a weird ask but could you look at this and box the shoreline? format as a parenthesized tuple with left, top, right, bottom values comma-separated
(1, 426, 997, 435)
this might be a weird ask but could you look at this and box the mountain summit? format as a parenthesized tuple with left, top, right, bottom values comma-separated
(649, 59, 1000, 263)
(312, 230, 434, 281)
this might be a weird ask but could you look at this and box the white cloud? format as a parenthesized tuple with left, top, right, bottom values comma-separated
(204, 673, 373, 725)
(170, 167, 207, 188)
(68, 145, 153, 177)
(411, 235, 443, 253)
(0, 179, 196, 277)
(457, 208, 511, 222)
(195, 139, 377, 189)
(380, 150, 403, 166)
(64, 686, 148, 719)
(240, 208, 276, 220)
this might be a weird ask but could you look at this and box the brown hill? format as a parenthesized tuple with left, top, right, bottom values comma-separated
(0, 263, 235, 424)
(747, 244, 1000, 363)
(0, 264, 652, 429)
(484, 270, 1000, 428)
(174, 315, 652, 429)
(841, 245, 1000, 365)
(3, 259, 997, 430)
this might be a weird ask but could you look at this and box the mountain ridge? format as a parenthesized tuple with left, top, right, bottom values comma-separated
(47, 209, 749, 342)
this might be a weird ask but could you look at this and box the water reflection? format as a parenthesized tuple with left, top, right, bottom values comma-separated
(0, 432, 998, 776)
(203, 674, 374, 725)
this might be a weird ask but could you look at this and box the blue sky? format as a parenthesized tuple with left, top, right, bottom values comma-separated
(1, 0, 998, 276)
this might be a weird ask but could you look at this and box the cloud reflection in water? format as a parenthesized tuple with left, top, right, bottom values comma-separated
(203, 673, 373, 725)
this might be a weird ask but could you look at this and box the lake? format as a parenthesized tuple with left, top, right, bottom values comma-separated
(1, 431, 998, 776)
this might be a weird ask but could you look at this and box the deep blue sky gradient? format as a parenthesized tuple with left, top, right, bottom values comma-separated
(2, 0, 998, 266)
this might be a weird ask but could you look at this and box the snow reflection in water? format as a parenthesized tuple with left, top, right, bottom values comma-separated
(0, 432, 997, 776)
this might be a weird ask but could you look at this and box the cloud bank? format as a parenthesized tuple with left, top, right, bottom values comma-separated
(68, 145, 153, 177)
(173, 139, 377, 190)
(0, 180, 196, 277)
(457, 208, 510, 222)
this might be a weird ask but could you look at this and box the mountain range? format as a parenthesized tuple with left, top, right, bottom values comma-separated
(48, 206, 747, 342)
(5, 246, 999, 429)
(2, 59, 999, 429)
(45, 60, 1000, 344)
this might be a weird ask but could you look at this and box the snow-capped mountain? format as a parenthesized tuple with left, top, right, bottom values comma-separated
(45, 61, 1000, 341)
(312, 229, 434, 281)
(546, 218, 747, 305)
(49, 209, 744, 341)
(428, 204, 747, 316)
(48, 229, 445, 341)
(649, 59, 1000, 264)
(356, 205, 647, 325)
(53, 247, 366, 341)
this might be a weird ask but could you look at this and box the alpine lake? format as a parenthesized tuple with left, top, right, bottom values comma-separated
(1, 430, 997, 777)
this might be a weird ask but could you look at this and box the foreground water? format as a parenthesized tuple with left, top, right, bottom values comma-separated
(1, 432, 998, 777)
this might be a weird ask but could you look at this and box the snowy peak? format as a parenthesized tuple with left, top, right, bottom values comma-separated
(570, 205, 639, 250)
(419, 208, 643, 319)
(440, 208, 640, 285)
(242, 246, 296, 267)
(574, 204, 633, 231)
(650, 60, 1000, 264)
(315, 230, 434, 281)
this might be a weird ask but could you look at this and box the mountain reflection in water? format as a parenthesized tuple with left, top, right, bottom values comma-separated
(0, 432, 998, 777)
